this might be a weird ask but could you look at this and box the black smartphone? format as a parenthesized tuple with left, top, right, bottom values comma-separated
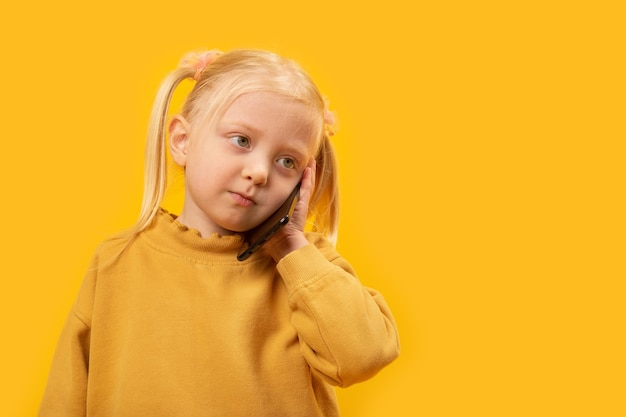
(237, 183, 301, 261)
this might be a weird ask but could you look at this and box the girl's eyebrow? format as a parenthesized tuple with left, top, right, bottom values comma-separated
(284, 146, 306, 160)
(220, 120, 262, 136)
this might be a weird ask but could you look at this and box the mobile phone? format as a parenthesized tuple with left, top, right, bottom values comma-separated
(237, 183, 301, 261)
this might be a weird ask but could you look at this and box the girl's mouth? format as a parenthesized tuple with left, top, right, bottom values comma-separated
(230, 192, 256, 207)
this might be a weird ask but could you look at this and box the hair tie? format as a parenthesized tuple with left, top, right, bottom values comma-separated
(179, 49, 223, 81)
(323, 100, 338, 137)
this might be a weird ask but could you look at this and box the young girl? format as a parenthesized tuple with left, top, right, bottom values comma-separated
(39, 48, 400, 416)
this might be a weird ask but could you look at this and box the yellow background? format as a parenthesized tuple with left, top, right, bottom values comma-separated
(2, 1, 624, 416)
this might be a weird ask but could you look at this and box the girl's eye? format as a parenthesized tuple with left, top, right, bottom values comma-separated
(277, 157, 296, 169)
(230, 135, 250, 148)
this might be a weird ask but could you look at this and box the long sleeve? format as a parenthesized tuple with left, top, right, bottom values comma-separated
(38, 314, 90, 416)
(277, 236, 400, 387)
(39, 259, 97, 417)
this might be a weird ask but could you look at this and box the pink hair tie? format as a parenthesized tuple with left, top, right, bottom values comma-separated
(179, 49, 223, 81)
(323, 100, 338, 137)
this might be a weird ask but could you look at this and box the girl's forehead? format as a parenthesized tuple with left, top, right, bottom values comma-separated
(225, 92, 313, 115)
(223, 93, 318, 131)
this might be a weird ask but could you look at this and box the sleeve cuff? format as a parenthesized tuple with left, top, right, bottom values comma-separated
(276, 243, 336, 295)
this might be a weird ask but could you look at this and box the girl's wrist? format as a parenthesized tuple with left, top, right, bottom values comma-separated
(265, 234, 309, 262)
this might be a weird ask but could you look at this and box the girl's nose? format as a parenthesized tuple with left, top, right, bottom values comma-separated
(242, 162, 269, 186)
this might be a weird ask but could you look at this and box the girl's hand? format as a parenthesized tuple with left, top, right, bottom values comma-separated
(263, 159, 316, 262)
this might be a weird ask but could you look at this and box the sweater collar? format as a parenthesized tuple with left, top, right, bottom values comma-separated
(140, 208, 247, 263)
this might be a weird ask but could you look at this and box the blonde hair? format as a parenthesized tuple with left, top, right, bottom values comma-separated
(116, 49, 340, 247)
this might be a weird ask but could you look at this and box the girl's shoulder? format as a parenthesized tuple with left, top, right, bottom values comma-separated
(86, 235, 138, 271)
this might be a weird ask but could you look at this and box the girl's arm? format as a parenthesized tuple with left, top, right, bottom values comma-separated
(276, 235, 400, 387)
(39, 259, 97, 416)
(38, 313, 90, 416)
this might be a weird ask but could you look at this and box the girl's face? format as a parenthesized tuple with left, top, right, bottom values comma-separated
(170, 92, 318, 238)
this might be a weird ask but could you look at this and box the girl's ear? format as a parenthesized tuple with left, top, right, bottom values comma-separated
(169, 116, 191, 167)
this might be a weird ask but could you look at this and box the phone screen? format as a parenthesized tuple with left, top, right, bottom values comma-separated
(237, 183, 301, 261)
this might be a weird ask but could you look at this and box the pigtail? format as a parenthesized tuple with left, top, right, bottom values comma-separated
(111, 67, 193, 245)
(136, 68, 190, 234)
(309, 134, 340, 244)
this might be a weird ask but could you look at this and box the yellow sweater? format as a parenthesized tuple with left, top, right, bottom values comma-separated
(39, 209, 399, 416)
